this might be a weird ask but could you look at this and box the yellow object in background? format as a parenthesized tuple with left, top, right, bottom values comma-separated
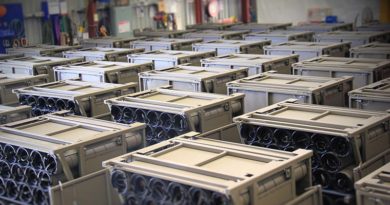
(380, 0, 390, 23)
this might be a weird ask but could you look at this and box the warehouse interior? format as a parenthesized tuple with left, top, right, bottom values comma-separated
(0, 0, 389, 205)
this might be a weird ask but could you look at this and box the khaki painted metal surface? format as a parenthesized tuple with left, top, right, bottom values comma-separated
(0, 53, 24, 60)
(63, 47, 144, 62)
(128, 50, 216, 70)
(139, 65, 248, 94)
(288, 23, 354, 33)
(0, 56, 84, 82)
(349, 78, 390, 112)
(54, 60, 153, 85)
(50, 169, 120, 205)
(201, 53, 299, 75)
(192, 39, 271, 55)
(6, 44, 81, 57)
(0, 73, 49, 105)
(264, 41, 351, 61)
(186, 22, 242, 30)
(293, 56, 390, 89)
(315, 31, 390, 47)
(229, 23, 292, 32)
(355, 162, 390, 205)
(133, 29, 194, 38)
(228, 73, 353, 112)
(103, 135, 313, 205)
(13, 80, 137, 118)
(81, 36, 143, 48)
(105, 87, 244, 145)
(244, 30, 315, 44)
(182, 29, 249, 42)
(0, 104, 31, 124)
(0, 112, 145, 204)
(285, 186, 323, 205)
(234, 100, 390, 203)
(130, 37, 203, 51)
(194, 122, 242, 143)
(350, 43, 390, 59)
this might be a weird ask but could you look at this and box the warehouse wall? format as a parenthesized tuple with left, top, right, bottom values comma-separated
(256, 0, 381, 26)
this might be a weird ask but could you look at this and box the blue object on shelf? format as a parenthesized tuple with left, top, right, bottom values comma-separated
(325, 16, 338, 23)
(0, 3, 25, 53)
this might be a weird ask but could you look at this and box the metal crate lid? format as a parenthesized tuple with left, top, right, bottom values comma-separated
(0, 74, 48, 85)
(355, 162, 390, 192)
(54, 61, 151, 73)
(233, 99, 390, 136)
(245, 30, 315, 37)
(81, 36, 142, 44)
(103, 134, 312, 192)
(315, 31, 390, 39)
(294, 56, 390, 72)
(193, 39, 271, 48)
(227, 72, 353, 92)
(349, 78, 390, 98)
(129, 50, 215, 61)
(264, 41, 350, 51)
(139, 65, 248, 81)
(289, 23, 353, 31)
(229, 23, 292, 31)
(6, 44, 81, 55)
(105, 87, 244, 114)
(183, 30, 250, 37)
(131, 38, 203, 46)
(351, 43, 390, 54)
(13, 80, 137, 99)
(63, 47, 143, 57)
(0, 53, 24, 60)
(0, 56, 84, 66)
(0, 104, 31, 115)
(0, 112, 145, 153)
(186, 22, 242, 30)
(202, 53, 298, 66)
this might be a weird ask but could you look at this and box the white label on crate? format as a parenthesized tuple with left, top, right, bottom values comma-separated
(118, 21, 131, 33)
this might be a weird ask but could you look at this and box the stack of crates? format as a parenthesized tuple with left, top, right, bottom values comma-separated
(128, 50, 216, 70)
(0, 112, 145, 205)
(133, 29, 194, 38)
(192, 39, 271, 55)
(233, 99, 390, 204)
(104, 87, 244, 145)
(315, 31, 390, 47)
(53, 61, 153, 85)
(182, 30, 249, 42)
(130, 38, 203, 51)
(63, 47, 144, 62)
(350, 43, 390, 59)
(264, 41, 351, 61)
(349, 78, 390, 112)
(139, 65, 248, 93)
(201, 53, 299, 75)
(80, 36, 143, 48)
(227, 72, 353, 112)
(104, 134, 323, 205)
(186, 22, 241, 30)
(293, 56, 390, 89)
(229, 22, 292, 32)
(244, 30, 315, 44)
(0, 74, 49, 105)
(6, 44, 81, 57)
(13, 80, 137, 119)
(0, 56, 83, 82)
(288, 22, 354, 33)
